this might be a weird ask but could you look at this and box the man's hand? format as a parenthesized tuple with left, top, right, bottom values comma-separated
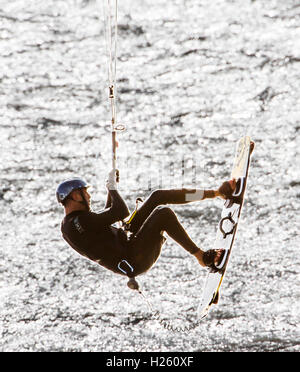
(106, 168, 118, 190)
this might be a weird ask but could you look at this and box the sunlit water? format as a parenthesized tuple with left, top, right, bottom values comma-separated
(1, 0, 299, 351)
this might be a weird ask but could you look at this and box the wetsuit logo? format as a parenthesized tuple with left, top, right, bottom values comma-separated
(74, 216, 84, 234)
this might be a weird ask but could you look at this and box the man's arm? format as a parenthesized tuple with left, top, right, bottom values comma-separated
(80, 189, 130, 230)
(103, 169, 130, 221)
(105, 191, 112, 208)
(107, 189, 130, 222)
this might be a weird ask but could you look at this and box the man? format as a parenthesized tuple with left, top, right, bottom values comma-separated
(56, 171, 236, 283)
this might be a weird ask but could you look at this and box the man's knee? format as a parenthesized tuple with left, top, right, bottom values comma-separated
(153, 205, 174, 218)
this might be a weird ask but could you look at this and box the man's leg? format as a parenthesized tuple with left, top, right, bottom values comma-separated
(132, 206, 199, 255)
(129, 192, 225, 270)
(129, 189, 206, 235)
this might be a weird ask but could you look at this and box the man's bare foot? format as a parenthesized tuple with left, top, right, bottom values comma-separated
(193, 249, 224, 268)
(217, 179, 236, 199)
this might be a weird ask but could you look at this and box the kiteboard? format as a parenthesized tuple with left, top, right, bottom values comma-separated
(198, 136, 254, 319)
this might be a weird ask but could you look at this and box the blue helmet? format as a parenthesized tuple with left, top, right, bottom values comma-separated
(56, 177, 89, 204)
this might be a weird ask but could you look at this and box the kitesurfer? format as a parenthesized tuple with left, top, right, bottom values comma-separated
(56, 171, 236, 278)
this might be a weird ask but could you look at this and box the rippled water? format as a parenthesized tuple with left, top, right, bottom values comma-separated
(1, 0, 299, 352)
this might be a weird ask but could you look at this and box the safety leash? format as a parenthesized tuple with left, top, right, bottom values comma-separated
(136, 287, 202, 333)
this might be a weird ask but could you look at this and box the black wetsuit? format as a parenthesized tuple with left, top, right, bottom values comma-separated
(61, 189, 206, 278)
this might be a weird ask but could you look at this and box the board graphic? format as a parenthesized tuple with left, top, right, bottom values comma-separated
(198, 136, 254, 319)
